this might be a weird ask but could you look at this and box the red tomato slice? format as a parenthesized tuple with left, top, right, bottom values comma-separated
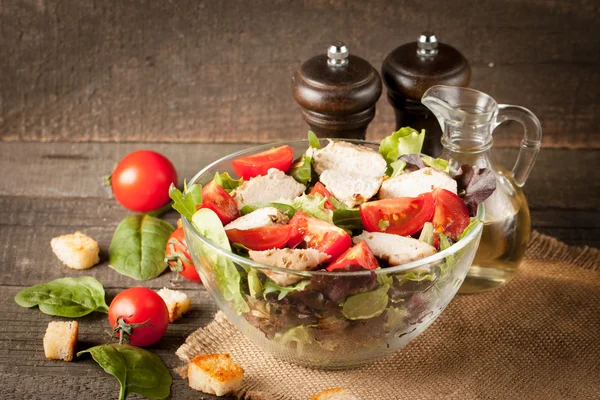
(432, 189, 470, 240)
(166, 227, 200, 282)
(288, 211, 351, 259)
(226, 225, 291, 251)
(199, 181, 240, 224)
(326, 241, 379, 272)
(309, 182, 336, 210)
(231, 145, 294, 180)
(360, 193, 435, 236)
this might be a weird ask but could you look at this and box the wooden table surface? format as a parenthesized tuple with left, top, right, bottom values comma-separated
(1, 142, 598, 400)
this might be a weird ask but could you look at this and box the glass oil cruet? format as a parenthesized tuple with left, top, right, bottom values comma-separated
(422, 85, 542, 293)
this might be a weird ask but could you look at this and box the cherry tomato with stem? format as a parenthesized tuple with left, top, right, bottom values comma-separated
(166, 227, 201, 282)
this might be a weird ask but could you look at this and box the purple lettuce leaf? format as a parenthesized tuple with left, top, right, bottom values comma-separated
(399, 154, 426, 172)
(453, 164, 497, 216)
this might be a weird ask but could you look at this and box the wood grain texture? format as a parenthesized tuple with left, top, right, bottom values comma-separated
(2, 0, 599, 147)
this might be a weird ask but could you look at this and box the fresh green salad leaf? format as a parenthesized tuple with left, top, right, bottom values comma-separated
(332, 208, 363, 232)
(421, 155, 450, 172)
(15, 277, 109, 317)
(169, 183, 202, 220)
(240, 202, 297, 218)
(263, 279, 310, 301)
(390, 160, 407, 177)
(398, 269, 435, 284)
(231, 242, 251, 257)
(289, 153, 313, 185)
(418, 222, 434, 246)
(277, 325, 316, 354)
(308, 130, 322, 149)
(439, 233, 455, 272)
(384, 306, 409, 332)
(213, 172, 243, 192)
(248, 269, 263, 298)
(379, 127, 426, 167)
(78, 344, 171, 400)
(342, 283, 390, 320)
(329, 196, 347, 210)
(109, 215, 174, 280)
(192, 209, 249, 313)
(458, 219, 484, 241)
(287, 193, 333, 222)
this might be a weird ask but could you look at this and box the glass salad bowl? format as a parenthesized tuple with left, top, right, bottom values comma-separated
(182, 139, 484, 369)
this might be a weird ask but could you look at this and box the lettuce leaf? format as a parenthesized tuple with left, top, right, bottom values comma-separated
(263, 279, 311, 301)
(379, 127, 426, 169)
(289, 153, 313, 185)
(421, 155, 450, 172)
(213, 172, 243, 192)
(458, 219, 483, 241)
(453, 164, 497, 217)
(389, 160, 406, 177)
(286, 193, 333, 223)
(308, 130, 322, 149)
(342, 283, 390, 320)
(418, 222, 434, 246)
(169, 183, 202, 220)
(240, 202, 297, 218)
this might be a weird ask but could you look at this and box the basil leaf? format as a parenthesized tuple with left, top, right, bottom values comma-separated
(213, 172, 243, 192)
(78, 344, 171, 400)
(240, 202, 297, 218)
(289, 153, 313, 185)
(332, 208, 363, 232)
(14, 277, 109, 317)
(308, 130, 322, 149)
(109, 215, 175, 280)
(342, 283, 390, 320)
(191, 209, 249, 314)
(263, 279, 310, 301)
(169, 183, 202, 220)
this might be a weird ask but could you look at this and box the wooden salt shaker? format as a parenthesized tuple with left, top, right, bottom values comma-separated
(292, 42, 382, 140)
(382, 32, 471, 156)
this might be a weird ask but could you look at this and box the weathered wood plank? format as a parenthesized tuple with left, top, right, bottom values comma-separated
(2, 0, 599, 147)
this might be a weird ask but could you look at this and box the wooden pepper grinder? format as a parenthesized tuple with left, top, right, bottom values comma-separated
(382, 32, 471, 156)
(292, 41, 382, 140)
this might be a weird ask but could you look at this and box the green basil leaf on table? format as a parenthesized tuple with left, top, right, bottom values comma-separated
(307, 130, 322, 149)
(14, 276, 109, 317)
(191, 208, 249, 313)
(342, 283, 390, 320)
(169, 183, 202, 220)
(263, 279, 310, 301)
(240, 202, 297, 218)
(78, 344, 171, 400)
(109, 215, 175, 280)
(213, 172, 243, 192)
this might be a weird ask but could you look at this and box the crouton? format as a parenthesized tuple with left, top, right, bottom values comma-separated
(188, 353, 244, 396)
(312, 387, 360, 400)
(156, 288, 192, 323)
(50, 231, 100, 270)
(43, 321, 78, 361)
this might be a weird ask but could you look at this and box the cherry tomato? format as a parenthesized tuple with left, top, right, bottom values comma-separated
(288, 211, 351, 260)
(231, 145, 294, 180)
(432, 189, 470, 240)
(360, 193, 435, 236)
(108, 287, 169, 347)
(199, 181, 240, 225)
(111, 150, 177, 212)
(166, 227, 201, 282)
(309, 182, 336, 210)
(226, 225, 292, 251)
(326, 241, 379, 272)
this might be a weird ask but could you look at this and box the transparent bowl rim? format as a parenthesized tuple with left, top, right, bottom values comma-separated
(182, 138, 485, 278)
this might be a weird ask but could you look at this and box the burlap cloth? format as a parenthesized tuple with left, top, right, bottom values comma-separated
(176, 232, 600, 400)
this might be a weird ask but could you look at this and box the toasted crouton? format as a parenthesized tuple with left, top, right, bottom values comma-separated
(156, 288, 192, 323)
(312, 388, 360, 400)
(43, 321, 78, 361)
(51, 231, 100, 270)
(188, 353, 244, 396)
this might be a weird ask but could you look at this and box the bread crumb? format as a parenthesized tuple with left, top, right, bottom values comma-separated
(51, 231, 100, 270)
(156, 288, 192, 323)
(188, 353, 244, 396)
(312, 388, 360, 400)
(43, 321, 78, 361)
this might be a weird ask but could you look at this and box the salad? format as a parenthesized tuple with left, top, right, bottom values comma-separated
(171, 128, 495, 364)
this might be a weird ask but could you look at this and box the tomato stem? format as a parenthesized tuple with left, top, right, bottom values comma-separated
(112, 316, 153, 344)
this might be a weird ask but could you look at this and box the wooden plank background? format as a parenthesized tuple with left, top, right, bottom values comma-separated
(2, 0, 599, 147)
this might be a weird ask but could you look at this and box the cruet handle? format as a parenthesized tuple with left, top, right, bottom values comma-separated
(495, 105, 542, 187)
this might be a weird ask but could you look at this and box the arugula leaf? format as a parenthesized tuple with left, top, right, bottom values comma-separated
(109, 215, 175, 280)
(287, 193, 333, 222)
(191, 209, 249, 313)
(240, 202, 297, 218)
(289, 153, 313, 185)
(78, 344, 171, 400)
(342, 283, 390, 320)
(308, 130, 322, 149)
(418, 222, 434, 246)
(421, 155, 450, 172)
(169, 183, 202, 220)
(389, 160, 406, 177)
(213, 172, 243, 192)
(263, 279, 310, 301)
(15, 277, 109, 317)
(379, 127, 426, 168)
(332, 208, 363, 232)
